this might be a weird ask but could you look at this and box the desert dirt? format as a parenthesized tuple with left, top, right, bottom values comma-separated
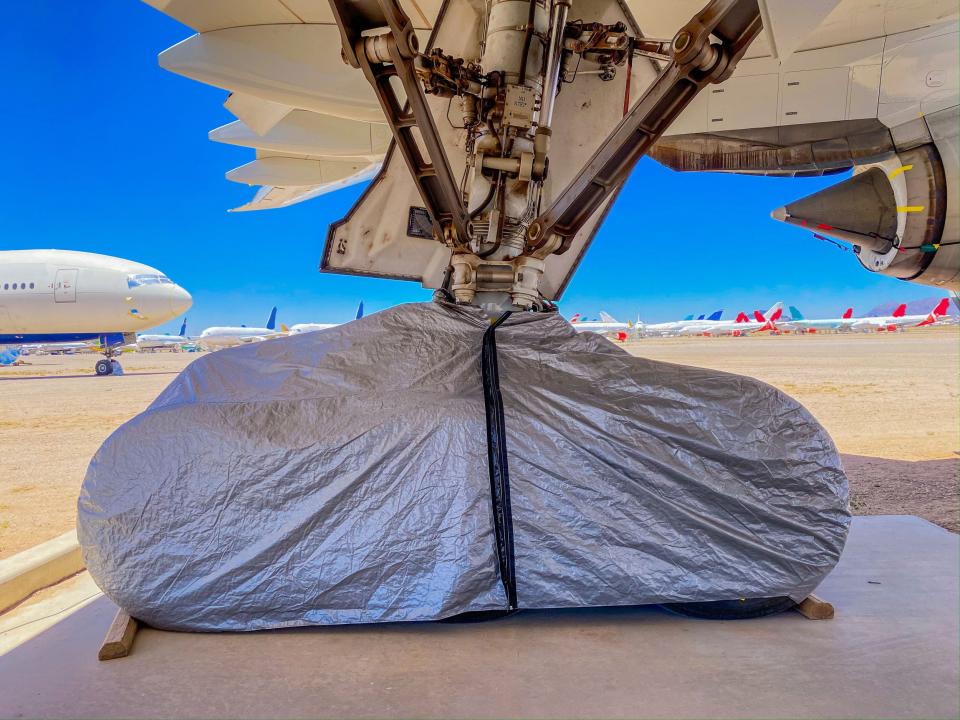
(0, 329, 957, 558)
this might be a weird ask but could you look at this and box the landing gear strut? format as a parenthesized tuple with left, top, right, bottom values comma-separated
(95, 346, 124, 376)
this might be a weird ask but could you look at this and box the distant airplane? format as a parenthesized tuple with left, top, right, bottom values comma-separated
(569, 311, 634, 341)
(286, 301, 365, 335)
(679, 304, 783, 336)
(639, 310, 723, 337)
(198, 307, 283, 349)
(138, 318, 191, 351)
(0, 250, 191, 374)
(779, 307, 856, 333)
(850, 298, 951, 332)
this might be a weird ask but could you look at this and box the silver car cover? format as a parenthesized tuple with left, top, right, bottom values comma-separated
(78, 302, 849, 631)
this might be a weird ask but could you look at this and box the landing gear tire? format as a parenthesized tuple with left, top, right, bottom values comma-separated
(661, 596, 797, 620)
(95, 359, 113, 376)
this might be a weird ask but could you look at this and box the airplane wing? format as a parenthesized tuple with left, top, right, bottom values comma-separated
(143, 0, 439, 211)
(144, 0, 959, 296)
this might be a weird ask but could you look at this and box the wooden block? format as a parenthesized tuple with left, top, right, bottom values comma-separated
(795, 593, 834, 620)
(98, 609, 139, 661)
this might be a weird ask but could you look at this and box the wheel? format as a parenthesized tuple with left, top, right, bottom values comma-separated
(661, 596, 797, 620)
(95, 359, 113, 376)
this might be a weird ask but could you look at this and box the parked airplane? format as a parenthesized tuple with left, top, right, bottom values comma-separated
(778, 307, 856, 333)
(0, 250, 192, 374)
(198, 307, 282, 349)
(569, 312, 634, 341)
(679, 304, 783, 336)
(286, 301, 365, 335)
(138, 318, 191, 351)
(850, 298, 951, 332)
(640, 310, 723, 337)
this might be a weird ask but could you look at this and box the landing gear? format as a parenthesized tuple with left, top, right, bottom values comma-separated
(95, 359, 113, 376)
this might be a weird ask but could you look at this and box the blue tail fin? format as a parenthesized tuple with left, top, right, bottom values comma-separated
(266, 306, 278, 331)
(682, 314, 693, 321)
(355, 301, 364, 320)
(179, 318, 187, 337)
(707, 309, 723, 321)
(696, 314, 705, 320)
(789, 305, 804, 320)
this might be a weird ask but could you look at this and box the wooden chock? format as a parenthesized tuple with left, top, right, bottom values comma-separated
(98, 608, 139, 661)
(795, 593, 834, 620)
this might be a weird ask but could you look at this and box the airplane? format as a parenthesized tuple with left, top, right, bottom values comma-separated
(286, 301, 365, 335)
(639, 310, 722, 337)
(849, 297, 951, 332)
(778, 307, 856, 333)
(144, 0, 959, 303)
(678, 303, 783, 335)
(568, 311, 635, 341)
(0, 250, 192, 374)
(138, 318, 191, 351)
(198, 307, 283, 349)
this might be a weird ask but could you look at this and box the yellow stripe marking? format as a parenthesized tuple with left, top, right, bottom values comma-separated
(888, 164, 912, 179)
(897, 205, 925, 213)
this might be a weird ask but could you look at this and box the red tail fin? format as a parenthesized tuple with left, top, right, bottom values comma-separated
(753, 310, 765, 322)
(892, 303, 907, 317)
(735, 312, 748, 323)
(770, 307, 782, 322)
(570, 313, 581, 324)
(842, 308, 852, 319)
(933, 298, 949, 316)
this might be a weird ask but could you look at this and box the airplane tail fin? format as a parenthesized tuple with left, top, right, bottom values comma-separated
(842, 307, 853, 319)
(707, 309, 723, 321)
(918, 298, 952, 326)
(280, 323, 290, 333)
(356, 301, 365, 320)
(735, 312, 748, 323)
(598, 311, 618, 323)
(696, 314, 705, 320)
(892, 303, 906, 318)
(764, 301, 783, 321)
(570, 313, 581, 324)
(178, 318, 187, 337)
(682, 314, 693, 321)
(266, 306, 278, 330)
(789, 306, 804, 321)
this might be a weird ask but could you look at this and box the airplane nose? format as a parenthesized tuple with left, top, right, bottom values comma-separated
(169, 286, 193, 316)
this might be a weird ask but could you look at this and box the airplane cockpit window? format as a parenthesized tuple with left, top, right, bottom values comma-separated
(127, 274, 165, 288)
(29, 283, 34, 289)
(20, 283, 25, 289)
(3, 283, 8, 290)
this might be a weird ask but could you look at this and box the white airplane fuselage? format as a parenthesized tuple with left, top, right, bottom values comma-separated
(288, 323, 339, 335)
(0, 250, 192, 346)
(199, 327, 282, 348)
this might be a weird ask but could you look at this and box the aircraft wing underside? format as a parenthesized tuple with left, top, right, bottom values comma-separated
(145, 0, 959, 294)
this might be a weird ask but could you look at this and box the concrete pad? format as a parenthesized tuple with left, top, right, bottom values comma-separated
(0, 530, 82, 612)
(0, 515, 956, 719)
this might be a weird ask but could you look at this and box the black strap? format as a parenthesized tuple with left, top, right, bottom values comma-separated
(481, 312, 518, 610)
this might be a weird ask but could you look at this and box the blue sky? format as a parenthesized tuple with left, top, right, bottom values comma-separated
(0, 2, 939, 332)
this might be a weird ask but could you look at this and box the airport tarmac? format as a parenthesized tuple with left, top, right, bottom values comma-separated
(0, 329, 957, 558)
(0, 515, 956, 719)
